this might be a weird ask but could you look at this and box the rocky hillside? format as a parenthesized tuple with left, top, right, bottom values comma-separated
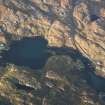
(0, 0, 105, 105)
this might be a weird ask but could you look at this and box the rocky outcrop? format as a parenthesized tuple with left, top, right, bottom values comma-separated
(0, 64, 42, 105)
(73, 1, 105, 76)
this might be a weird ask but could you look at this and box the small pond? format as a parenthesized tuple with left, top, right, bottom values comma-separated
(1, 36, 51, 69)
